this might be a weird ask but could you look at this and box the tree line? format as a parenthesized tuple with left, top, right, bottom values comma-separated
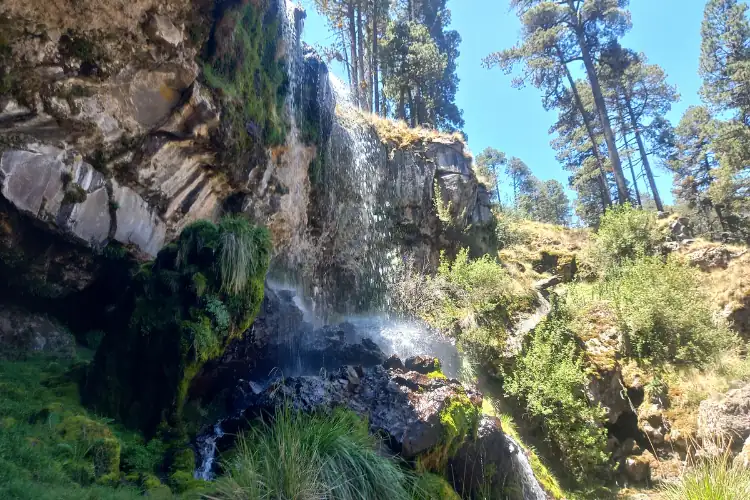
(312, 0, 464, 131)
(481, 0, 749, 235)
(314, 0, 749, 235)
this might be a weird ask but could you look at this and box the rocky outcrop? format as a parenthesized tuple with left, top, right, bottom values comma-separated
(0, 305, 75, 357)
(698, 383, 750, 450)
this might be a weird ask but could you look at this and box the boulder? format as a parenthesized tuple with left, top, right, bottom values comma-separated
(624, 451, 656, 484)
(0, 305, 75, 358)
(698, 383, 750, 450)
(247, 361, 481, 459)
(404, 355, 441, 374)
(686, 245, 732, 271)
(448, 416, 512, 498)
(145, 14, 184, 48)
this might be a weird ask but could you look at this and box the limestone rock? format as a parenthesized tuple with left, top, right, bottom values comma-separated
(145, 14, 184, 47)
(0, 147, 110, 247)
(0, 305, 75, 358)
(698, 383, 750, 450)
(111, 182, 166, 257)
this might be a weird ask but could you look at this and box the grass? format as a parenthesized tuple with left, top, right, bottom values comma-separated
(661, 449, 750, 499)
(0, 355, 170, 500)
(337, 106, 468, 151)
(204, 406, 418, 500)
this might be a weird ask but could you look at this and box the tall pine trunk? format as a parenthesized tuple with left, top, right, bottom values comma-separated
(348, 3, 359, 107)
(561, 55, 612, 209)
(624, 90, 664, 211)
(617, 101, 642, 206)
(372, 0, 380, 115)
(356, 1, 367, 111)
(573, 21, 631, 204)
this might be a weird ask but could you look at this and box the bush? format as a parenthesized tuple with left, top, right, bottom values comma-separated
(661, 451, 750, 499)
(590, 204, 662, 275)
(85, 216, 272, 434)
(504, 311, 610, 483)
(207, 407, 416, 500)
(392, 249, 534, 359)
(604, 256, 732, 365)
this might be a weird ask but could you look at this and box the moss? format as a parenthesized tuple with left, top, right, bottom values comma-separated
(427, 370, 448, 380)
(84, 216, 272, 435)
(419, 394, 480, 473)
(202, 2, 289, 173)
(62, 184, 87, 205)
(168, 470, 202, 494)
(414, 473, 461, 500)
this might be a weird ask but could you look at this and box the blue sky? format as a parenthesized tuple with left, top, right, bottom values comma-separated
(297, 0, 710, 206)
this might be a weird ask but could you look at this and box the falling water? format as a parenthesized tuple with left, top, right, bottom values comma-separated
(505, 435, 549, 500)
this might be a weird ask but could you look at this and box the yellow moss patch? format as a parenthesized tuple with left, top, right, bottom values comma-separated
(336, 106, 468, 151)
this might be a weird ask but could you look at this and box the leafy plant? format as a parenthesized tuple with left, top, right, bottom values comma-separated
(504, 311, 610, 483)
(605, 256, 732, 365)
(590, 204, 662, 275)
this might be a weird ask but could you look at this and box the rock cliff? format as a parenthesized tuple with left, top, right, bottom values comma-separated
(0, 0, 494, 311)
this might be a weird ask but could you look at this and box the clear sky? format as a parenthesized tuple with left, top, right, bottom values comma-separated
(297, 0, 711, 206)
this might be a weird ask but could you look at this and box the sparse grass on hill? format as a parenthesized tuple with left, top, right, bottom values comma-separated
(337, 106, 468, 151)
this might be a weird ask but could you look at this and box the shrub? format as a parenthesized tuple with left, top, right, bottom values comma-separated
(390, 249, 534, 359)
(207, 407, 416, 500)
(85, 216, 272, 434)
(590, 204, 662, 275)
(661, 450, 750, 500)
(605, 256, 732, 365)
(504, 311, 610, 483)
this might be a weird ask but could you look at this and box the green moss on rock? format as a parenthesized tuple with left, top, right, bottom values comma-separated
(84, 216, 272, 435)
(419, 394, 481, 473)
(203, 1, 289, 177)
(415, 473, 462, 500)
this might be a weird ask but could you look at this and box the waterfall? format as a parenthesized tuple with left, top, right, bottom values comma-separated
(505, 435, 549, 500)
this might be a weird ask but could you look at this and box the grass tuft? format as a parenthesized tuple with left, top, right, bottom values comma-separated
(206, 406, 417, 500)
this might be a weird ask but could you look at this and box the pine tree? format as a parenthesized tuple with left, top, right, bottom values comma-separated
(485, 0, 633, 205)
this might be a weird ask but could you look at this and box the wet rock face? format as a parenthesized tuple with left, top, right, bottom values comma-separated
(237, 358, 482, 459)
(0, 305, 75, 357)
(448, 416, 511, 497)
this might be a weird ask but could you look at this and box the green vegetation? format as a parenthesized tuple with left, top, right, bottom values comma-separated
(0, 356, 170, 500)
(419, 395, 480, 473)
(203, 2, 288, 167)
(206, 406, 417, 500)
(603, 256, 731, 365)
(589, 204, 662, 275)
(413, 473, 461, 500)
(85, 216, 271, 435)
(393, 248, 535, 359)
(661, 451, 750, 499)
(504, 310, 610, 483)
